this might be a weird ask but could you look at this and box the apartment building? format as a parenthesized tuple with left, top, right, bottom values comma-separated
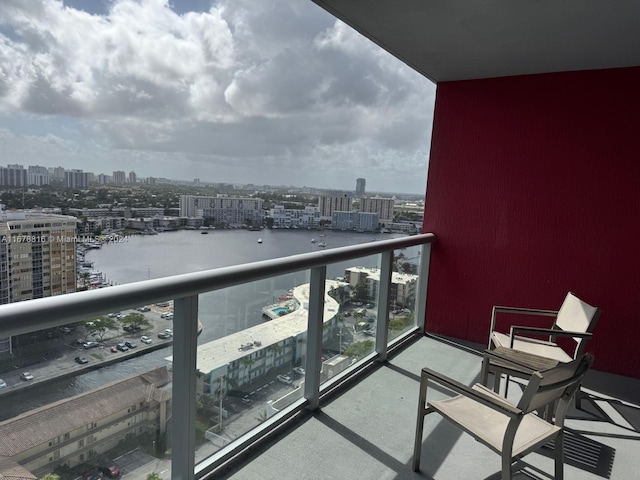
(27, 166, 51, 186)
(317, 194, 352, 218)
(331, 211, 379, 232)
(112, 170, 126, 185)
(344, 266, 417, 307)
(0, 164, 27, 187)
(0, 210, 77, 356)
(0, 367, 171, 478)
(180, 195, 264, 225)
(268, 205, 321, 229)
(64, 169, 89, 189)
(359, 196, 395, 226)
(355, 178, 366, 197)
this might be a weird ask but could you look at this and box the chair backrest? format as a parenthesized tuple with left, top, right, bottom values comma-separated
(517, 353, 594, 415)
(554, 292, 601, 356)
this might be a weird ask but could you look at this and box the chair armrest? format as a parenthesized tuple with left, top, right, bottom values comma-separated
(421, 367, 522, 416)
(510, 326, 593, 340)
(489, 306, 558, 346)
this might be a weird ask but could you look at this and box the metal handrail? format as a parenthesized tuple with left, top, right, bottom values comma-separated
(0, 233, 435, 337)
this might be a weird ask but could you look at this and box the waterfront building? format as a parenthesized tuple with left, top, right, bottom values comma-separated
(179, 195, 264, 226)
(268, 205, 321, 229)
(317, 194, 352, 220)
(355, 178, 366, 197)
(0, 367, 171, 478)
(331, 211, 379, 232)
(0, 164, 27, 187)
(359, 196, 395, 226)
(0, 210, 77, 356)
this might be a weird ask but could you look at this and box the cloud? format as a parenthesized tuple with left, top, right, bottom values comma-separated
(0, 0, 435, 193)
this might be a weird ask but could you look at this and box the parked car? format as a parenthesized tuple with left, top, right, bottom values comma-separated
(136, 306, 151, 312)
(158, 331, 171, 339)
(83, 341, 100, 349)
(107, 312, 120, 318)
(160, 312, 173, 319)
(98, 465, 121, 477)
(140, 335, 152, 344)
(163, 329, 173, 336)
(277, 374, 292, 385)
(20, 372, 34, 381)
(116, 343, 129, 352)
(293, 367, 305, 375)
(125, 341, 137, 349)
(0, 378, 7, 389)
(110, 345, 118, 353)
(75, 356, 89, 364)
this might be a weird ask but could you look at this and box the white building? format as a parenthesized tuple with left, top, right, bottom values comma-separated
(180, 195, 263, 226)
(268, 205, 321, 229)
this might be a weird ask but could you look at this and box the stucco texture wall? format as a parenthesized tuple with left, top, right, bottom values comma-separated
(423, 67, 640, 378)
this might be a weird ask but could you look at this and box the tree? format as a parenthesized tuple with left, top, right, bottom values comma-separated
(146, 474, 161, 480)
(343, 340, 374, 360)
(121, 312, 151, 330)
(86, 316, 118, 342)
(40, 475, 60, 480)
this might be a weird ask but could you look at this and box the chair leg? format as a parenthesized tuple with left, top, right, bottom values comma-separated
(575, 385, 582, 410)
(554, 430, 564, 480)
(413, 374, 429, 471)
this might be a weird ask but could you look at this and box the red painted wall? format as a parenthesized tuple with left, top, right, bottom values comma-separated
(423, 67, 640, 378)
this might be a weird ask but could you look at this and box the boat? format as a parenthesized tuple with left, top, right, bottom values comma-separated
(201, 231, 208, 235)
(311, 238, 317, 243)
(318, 242, 326, 248)
(257, 238, 263, 244)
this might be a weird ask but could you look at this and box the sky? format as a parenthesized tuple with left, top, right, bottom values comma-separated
(0, 0, 436, 195)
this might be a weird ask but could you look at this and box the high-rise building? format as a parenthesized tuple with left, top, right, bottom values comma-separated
(112, 170, 126, 185)
(318, 194, 352, 217)
(0, 210, 78, 356)
(128, 171, 137, 184)
(65, 169, 89, 189)
(0, 164, 27, 187)
(27, 165, 51, 186)
(359, 196, 395, 226)
(356, 178, 366, 197)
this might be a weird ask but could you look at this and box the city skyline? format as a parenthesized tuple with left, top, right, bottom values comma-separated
(0, 0, 436, 195)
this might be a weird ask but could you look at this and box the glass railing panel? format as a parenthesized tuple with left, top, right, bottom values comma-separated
(387, 244, 422, 343)
(0, 302, 175, 480)
(320, 253, 382, 382)
(193, 271, 310, 462)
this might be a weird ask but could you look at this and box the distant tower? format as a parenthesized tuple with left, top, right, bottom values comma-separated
(356, 178, 366, 197)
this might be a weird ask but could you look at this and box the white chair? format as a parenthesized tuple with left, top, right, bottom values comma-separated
(413, 353, 594, 479)
(486, 292, 600, 406)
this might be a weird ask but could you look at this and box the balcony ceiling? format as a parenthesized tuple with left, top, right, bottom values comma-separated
(310, 0, 640, 83)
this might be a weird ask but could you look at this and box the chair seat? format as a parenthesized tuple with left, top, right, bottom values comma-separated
(430, 384, 560, 457)
(492, 332, 573, 362)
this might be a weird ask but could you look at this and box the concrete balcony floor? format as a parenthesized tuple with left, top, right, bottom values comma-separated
(215, 335, 640, 480)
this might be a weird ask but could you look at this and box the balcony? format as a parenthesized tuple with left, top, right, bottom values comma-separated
(1, 233, 638, 480)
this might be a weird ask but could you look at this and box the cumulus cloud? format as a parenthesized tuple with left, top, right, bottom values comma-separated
(0, 0, 435, 193)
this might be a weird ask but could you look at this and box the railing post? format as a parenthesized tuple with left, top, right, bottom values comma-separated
(172, 295, 199, 480)
(304, 266, 326, 410)
(376, 250, 393, 360)
(415, 243, 432, 335)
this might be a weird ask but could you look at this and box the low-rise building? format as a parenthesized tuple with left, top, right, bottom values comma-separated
(0, 367, 171, 478)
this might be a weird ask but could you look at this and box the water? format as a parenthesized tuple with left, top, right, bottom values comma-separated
(1, 229, 406, 420)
